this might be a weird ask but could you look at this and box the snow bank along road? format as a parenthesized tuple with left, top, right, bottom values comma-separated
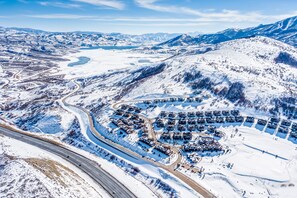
(0, 126, 136, 198)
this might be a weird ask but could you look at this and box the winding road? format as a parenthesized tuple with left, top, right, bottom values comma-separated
(63, 79, 216, 198)
(0, 125, 136, 198)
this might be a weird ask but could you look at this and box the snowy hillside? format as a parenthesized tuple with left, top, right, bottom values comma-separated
(0, 135, 105, 198)
(157, 16, 297, 48)
(128, 36, 297, 115)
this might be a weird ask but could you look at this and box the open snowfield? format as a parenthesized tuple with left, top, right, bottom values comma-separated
(0, 134, 109, 198)
(59, 48, 169, 79)
(124, 37, 297, 109)
(181, 126, 297, 198)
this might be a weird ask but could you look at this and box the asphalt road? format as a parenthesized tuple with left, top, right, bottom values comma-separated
(0, 126, 136, 198)
(62, 80, 215, 198)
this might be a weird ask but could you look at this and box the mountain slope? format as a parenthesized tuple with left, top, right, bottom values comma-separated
(128, 36, 297, 115)
(157, 16, 297, 47)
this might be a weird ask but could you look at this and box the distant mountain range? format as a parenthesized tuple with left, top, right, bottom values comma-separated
(0, 26, 183, 45)
(157, 16, 297, 47)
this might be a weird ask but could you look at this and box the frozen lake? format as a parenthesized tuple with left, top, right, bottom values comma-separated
(68, 46, 139, 67)
(80, 45, 139, 50)
(68, 56, 90, 67)
(60, 46, 169, 79)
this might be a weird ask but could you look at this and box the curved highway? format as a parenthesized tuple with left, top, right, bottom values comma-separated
(0, 125, 136, 198)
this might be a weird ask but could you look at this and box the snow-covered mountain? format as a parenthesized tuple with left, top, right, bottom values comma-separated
(155, 34, 197, 47)
(129, 36, 297, 115)
(109, 32, 180, 44)
(0, 27, 179, 47)
(157, 16, 297, 47)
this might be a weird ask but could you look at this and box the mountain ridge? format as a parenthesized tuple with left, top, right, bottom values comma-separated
(157, 16, 297, 47)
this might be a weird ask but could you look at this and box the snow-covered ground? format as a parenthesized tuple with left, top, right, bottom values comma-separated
(59, 40, 297, 197)
(180, 126, 297, 198)
(0, 134, 109, 198)
(59, 48, 169, 79)
(3, 30, 297, 198)
(126, 36, 297, 110)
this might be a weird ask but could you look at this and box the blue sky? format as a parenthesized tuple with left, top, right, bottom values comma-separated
(0, 0, 296, 34)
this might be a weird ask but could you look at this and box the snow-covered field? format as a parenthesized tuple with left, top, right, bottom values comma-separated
(180, 126, 297, 197)
(0, 134, 109, 198)
(59, 48, 169, 79)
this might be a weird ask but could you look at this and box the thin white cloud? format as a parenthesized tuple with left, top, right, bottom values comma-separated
(72, 0, 125, 10)
(27, 14, 95, 19)
(92, 17, 197, 22)
(135, 0, 182, 13)
(91, 13, 297, 23)
(39, 1, 82, 9)
(25, 12, 297, 24)
(134, 0, 297, 23)
(116, 22, 211, 27)
(17, 0, 28, 3)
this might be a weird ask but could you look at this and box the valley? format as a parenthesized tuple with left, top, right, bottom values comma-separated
(1, 15, 297, 198)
